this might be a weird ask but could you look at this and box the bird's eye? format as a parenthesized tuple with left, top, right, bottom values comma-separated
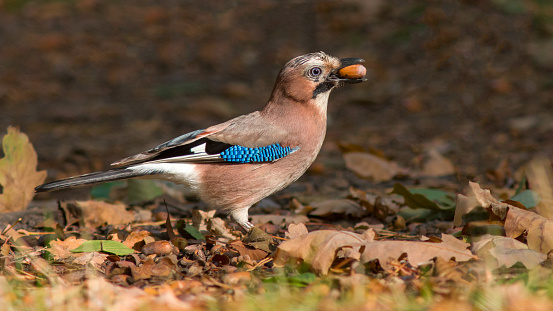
(309, 67, 322, 77)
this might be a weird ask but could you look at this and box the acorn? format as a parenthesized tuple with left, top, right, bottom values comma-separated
(338, 64, 367, 79)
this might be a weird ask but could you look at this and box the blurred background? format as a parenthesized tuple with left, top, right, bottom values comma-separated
(1, 0, 552, 186)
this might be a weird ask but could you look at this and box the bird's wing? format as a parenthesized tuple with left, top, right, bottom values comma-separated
(111, 111, 298, 167)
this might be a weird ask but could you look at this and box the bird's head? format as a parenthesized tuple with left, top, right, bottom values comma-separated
(269, 52, 366, 106)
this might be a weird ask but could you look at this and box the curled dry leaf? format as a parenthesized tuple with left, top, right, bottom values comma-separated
(472, 235, 546, 269)
(274, 229, 374, 275)
(458, 182, 553, 255)
(453, 194, 479, 226)
(504, 206, 553, 254)
(359, 234, 476, 270)
(343, 152, 405, 182)
(454, 182, 510, 226)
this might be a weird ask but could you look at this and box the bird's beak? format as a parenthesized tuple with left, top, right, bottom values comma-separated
(327, 58, 367, 84)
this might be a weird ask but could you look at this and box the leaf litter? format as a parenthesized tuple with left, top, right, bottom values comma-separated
(4, 128, 553, 308)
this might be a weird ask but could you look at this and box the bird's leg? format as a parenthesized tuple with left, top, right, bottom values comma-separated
(229, 208, 254, 232)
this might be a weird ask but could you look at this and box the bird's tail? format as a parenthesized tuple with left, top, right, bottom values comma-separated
(35, 168, 148, 192)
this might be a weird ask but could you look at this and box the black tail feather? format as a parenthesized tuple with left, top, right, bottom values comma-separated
(35, 168, 145, 193)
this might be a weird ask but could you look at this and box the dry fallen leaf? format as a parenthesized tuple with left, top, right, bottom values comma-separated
(458, 182, 553, 255)
(228, 240, 268, 261)
(48, 236, 86, 260)
(454, 182, 510, 226)
(0, 126, 47, 212)
(73, 252, 109, 269)
(123, 230, 153, 250)
(76, 200, 135, 227)
(359, 234, 476, 270)
(192, 210, 216, 231)
(343, 152, 405, 182)
(472, 235, 546, 269)
(420, 148, 455, 177)
(504, 206, 553, 254)
(453, 194, 480, 227)
(309, 199, 366, 217)
(274, 229, 374, 274)
(286, 223, 309, 239)
(525, 157, 553, 220)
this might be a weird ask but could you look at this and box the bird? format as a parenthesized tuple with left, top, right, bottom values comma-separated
(35, 52, 367, 230)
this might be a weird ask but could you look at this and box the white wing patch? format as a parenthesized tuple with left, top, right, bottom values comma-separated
(190, 143, 206, 154)
(144, 141, 222, 164)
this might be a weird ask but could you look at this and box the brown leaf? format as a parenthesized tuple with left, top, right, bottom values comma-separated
(359, 234, 476, 270)
(207, 217, 236, 239)
(453, 194, 479, 226)
(165, 212, 176, 240)
(309, 199, 366, 217)
(131, 258, 155, 281)
(243, 227, 273, 253)
(454, 182, 510, 226)
(227, 240, 268, 261)
(76, 200, 134, 227)
(123, 230, 152, 250)
(420, 149, 455, 177)
(273, 230, 372, 274)
(286, 223, 308, 239)
(343, 152, 405, 182)
(525, 157, 553, 220)
(472, 235, 546, 269)
(192, 210, 216, 231)
(73, 252, 109, 269)
(48, 236, 86, 260)
(504, 206, 553, 254)
(0, 126, 47, 212)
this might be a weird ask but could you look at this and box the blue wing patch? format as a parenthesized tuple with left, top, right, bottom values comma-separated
(219, 144, 299, 163)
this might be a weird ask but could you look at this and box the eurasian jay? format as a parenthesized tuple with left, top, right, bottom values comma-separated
(35, 52, 367, 230)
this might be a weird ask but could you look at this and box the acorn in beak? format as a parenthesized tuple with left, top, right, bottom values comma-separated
(327, 58, 367, 84)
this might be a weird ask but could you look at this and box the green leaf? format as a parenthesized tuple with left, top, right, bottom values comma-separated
(90, 181, 125, 199)
(511, 190, 541, 208)
(176, 220, 205, 240)
(90, 180, 163, 202)
(126, 179, 163, 202)
(398, 207, 436, 223)
(408, 188, 456, 208)
(288, 272, 317, 287)
(71, 240, 134, 256)
(391, 184, 455, 211)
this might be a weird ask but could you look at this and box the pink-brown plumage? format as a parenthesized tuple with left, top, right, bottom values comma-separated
(35, 52, 366, 230)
